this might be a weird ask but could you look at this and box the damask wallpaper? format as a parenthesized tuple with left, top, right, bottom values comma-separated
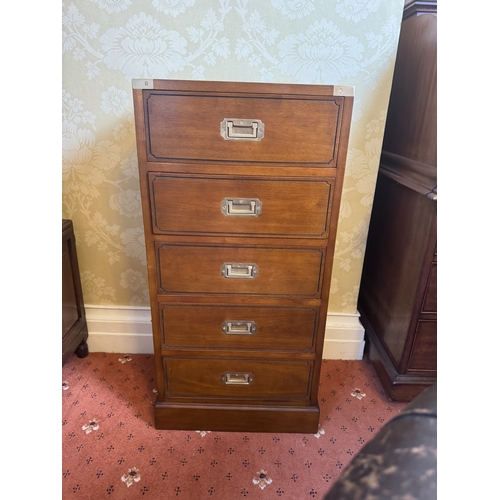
(62, 0, 405, 313)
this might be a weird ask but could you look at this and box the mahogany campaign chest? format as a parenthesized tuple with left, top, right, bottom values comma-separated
(132, 79, 353, 432)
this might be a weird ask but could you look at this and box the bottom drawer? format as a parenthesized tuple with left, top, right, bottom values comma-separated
(164, 358, 313, 400)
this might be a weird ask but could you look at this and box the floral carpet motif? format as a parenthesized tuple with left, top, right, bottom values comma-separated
(62, 353, 406, 499)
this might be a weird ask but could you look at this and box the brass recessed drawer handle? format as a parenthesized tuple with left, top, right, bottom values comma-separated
(221, 198, 262, 217)
(221, 372, 254, 385)
(221, 263, 258, 279)
(220, 118, 264, 141)
(222, 321, 257, 335)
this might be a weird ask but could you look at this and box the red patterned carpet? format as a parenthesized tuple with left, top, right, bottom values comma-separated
(62, 353, 406, 499)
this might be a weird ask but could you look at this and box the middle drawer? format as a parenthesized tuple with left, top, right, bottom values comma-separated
(149, 174, 333, 238)
(156, 244, 324, 296)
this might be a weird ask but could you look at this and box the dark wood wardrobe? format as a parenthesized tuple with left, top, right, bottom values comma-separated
(358, 0, 437, 401)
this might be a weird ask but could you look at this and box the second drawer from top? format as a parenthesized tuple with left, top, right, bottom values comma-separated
(149, 174, 334, 238)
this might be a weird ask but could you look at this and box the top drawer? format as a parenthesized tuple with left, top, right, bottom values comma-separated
(144, 92, 341, 164)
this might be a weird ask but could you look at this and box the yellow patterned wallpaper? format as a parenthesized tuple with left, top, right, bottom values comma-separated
(62, 0, 405, 313)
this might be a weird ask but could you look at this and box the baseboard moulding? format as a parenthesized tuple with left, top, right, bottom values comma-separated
(322, 311, 366, 360)
(85, 305, 365, 360)
(85, 305, 154, 354)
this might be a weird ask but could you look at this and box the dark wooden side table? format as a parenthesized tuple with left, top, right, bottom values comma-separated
(62, 219, 89, 365)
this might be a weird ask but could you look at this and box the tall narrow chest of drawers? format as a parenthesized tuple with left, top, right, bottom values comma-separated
(132, 79, 354, 433)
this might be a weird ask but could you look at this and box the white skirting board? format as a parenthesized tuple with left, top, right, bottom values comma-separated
(85, 306, 365, 360)
(322, 311, 366, 360)
(85, 305, 154, 354)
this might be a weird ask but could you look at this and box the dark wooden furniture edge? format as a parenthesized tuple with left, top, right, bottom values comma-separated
(359, 307, 436, 402)
(154, 402, 320, 433)
(403, 0, 437, 20)
(147, 79, 351, 98)
(62, 219, 89, 365)
(62, 322, 89, 364)
(379, 151, 437, 198)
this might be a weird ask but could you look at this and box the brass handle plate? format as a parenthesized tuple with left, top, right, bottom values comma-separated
(221, 198, 262, 217)
(221, 321, 257, 335)
(220, 118, 264, 141)
(221, 263, 258, 279)
(221, 372, 254, 385)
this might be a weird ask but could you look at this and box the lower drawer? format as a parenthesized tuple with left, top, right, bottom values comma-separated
(164, 358, 313, 400)
(160, 304, 317, 350)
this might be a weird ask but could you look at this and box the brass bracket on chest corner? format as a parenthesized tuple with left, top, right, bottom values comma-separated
(132, 79, 155, 89)
(333, 85, 355, 97)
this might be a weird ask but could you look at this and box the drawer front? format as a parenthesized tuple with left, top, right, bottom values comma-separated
(157, 244, 324, 296)
(150, 174, 332, 238)
(421, 262, 437, 313)
(160, 304, 317, 350)
(408, 320, 437, 372)
(164, 358, 312, 400)
(145, 93, 340, 164)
